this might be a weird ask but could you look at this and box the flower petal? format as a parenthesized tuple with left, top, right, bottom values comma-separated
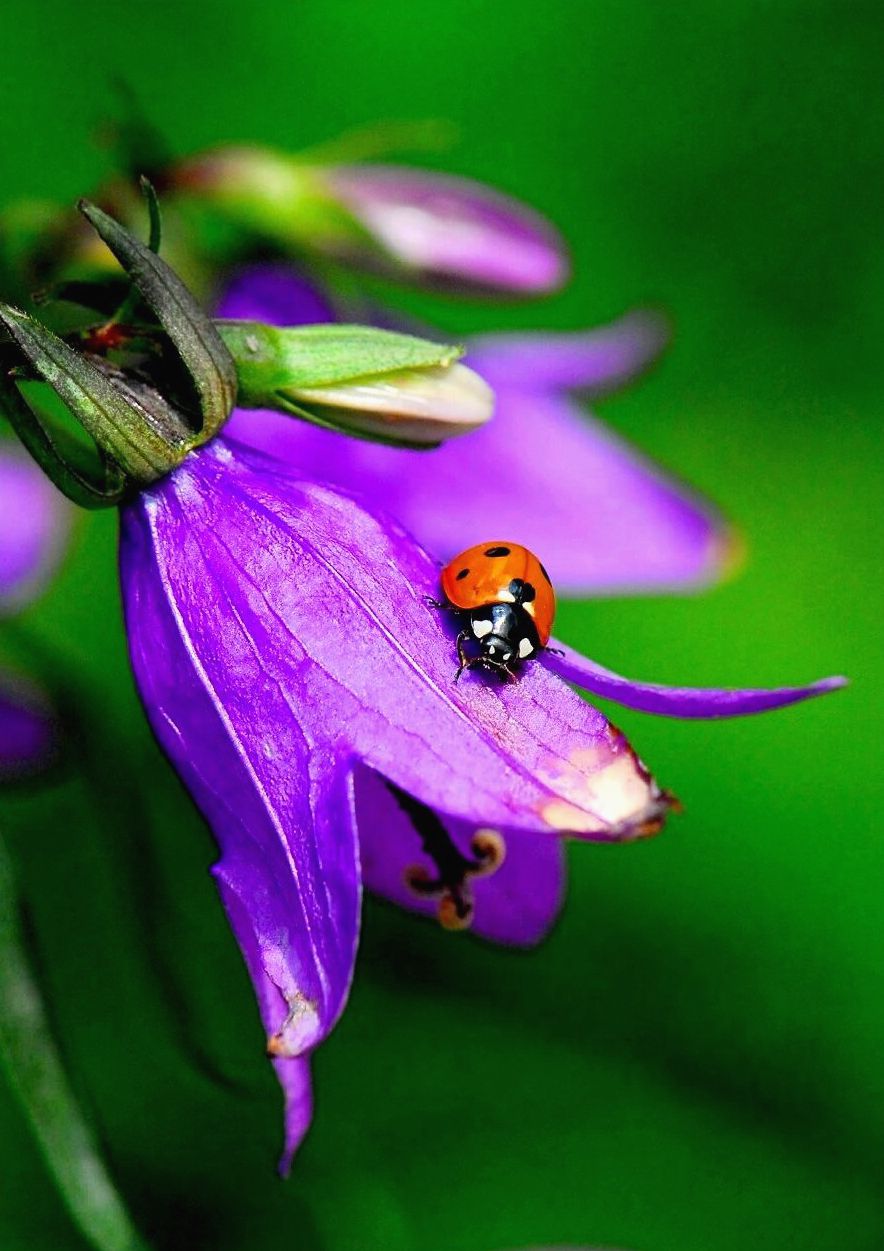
(219, 265, 337, 327)
(0, 442, 68, 612)
(120, 490, 364, 1160)
(218, 267, 728, 595)
(274, 1057, 313, 1178)
(355, 765, 566, 946)
(326, 164, 568, 294)
(227, 389, 726, 596)
(213, 878, 314, 1175)
(468, 311, 669, 396)
(542, 642, 847, 718)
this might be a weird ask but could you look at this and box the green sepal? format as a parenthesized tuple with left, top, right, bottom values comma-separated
(107, 177, 163, 329)
(0, 304, 185, 484)
(0, 371, 126, 507)
(78, 198, 237, 438)
(217, 319, 463, 399)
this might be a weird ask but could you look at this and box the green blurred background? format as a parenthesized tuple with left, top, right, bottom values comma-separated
(1, 1, 882, 1248)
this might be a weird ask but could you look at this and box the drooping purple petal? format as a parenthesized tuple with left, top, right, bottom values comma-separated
(326, 164, 568, 294)
(274, 1057, 313, 1177)
(355, 765, 566, 947)
(214, 878, 316, 1174)
(218, 268, 729, 595)
(0, 443, 68, 613)
(0, 679, 56, 780)
(542, 642, 847, 718)
(119, 437, 669, 1164)
(468, 311, 669, 396)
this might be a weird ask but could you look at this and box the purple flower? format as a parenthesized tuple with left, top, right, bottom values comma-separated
(220, 267, 727, 595)
(119, 435, 842, 1172)
(325, 163, 568, 293)
(0, 442, 68, 615)
(0, 444, 65, 776)
(172, 147, 568, 294)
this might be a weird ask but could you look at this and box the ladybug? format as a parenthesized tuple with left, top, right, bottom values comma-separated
(435, 542, 557, 682)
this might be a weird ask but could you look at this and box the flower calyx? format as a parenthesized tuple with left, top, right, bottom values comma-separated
(0, 188, 237, 506)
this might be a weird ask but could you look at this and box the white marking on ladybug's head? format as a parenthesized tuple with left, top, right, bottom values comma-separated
(518, 637, 534, 659)
(472, 618, 493, 638)
(524, 602, 536, 618)
(496, 590, 516, 603)
(502, 651, 513, 662)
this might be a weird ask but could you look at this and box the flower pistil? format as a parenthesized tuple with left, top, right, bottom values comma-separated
(388, 780, 506, 930)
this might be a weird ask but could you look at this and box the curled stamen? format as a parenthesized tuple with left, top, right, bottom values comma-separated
(437, 893, 474, 932)
(469, 828, 506, 876)
(387, 782, 506, 930)
(402, 863, 441, 896)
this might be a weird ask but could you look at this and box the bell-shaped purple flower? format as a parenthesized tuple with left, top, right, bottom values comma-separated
(220, 267, 728, 595)
(119, 436, 841, 1171)
(0, 444, 65, 776)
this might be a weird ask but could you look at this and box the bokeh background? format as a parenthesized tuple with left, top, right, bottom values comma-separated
(1, 2, 882, 1249)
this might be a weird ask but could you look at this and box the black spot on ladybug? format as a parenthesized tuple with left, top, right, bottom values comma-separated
(484, 545, 511, 558)
(455, 567, 470, 580)
(507, 578, 536, 604)
(539, 562, 551, 585)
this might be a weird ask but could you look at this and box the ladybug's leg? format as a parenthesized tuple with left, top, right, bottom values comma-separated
(454, 629, 474, 682)
(492, 661, 518, 685)
(543, 645, 565, 657)
(478, 656, 518, 684)
(423, 595, 458, 611)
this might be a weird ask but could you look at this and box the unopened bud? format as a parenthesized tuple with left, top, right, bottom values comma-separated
(217, 320, 493, 447)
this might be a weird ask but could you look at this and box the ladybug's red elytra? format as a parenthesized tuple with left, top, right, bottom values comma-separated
(434, 541, 557, 682)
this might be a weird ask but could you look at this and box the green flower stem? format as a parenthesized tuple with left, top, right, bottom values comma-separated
(0, 835, 152, 1251)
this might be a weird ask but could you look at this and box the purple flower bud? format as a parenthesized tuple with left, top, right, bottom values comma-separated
(171, 147, 568, 294)
(325, 164, 568, 293)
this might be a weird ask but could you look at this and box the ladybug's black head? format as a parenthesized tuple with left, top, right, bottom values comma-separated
(468, 603, 539, 675)
(478, 633, 516, 666)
